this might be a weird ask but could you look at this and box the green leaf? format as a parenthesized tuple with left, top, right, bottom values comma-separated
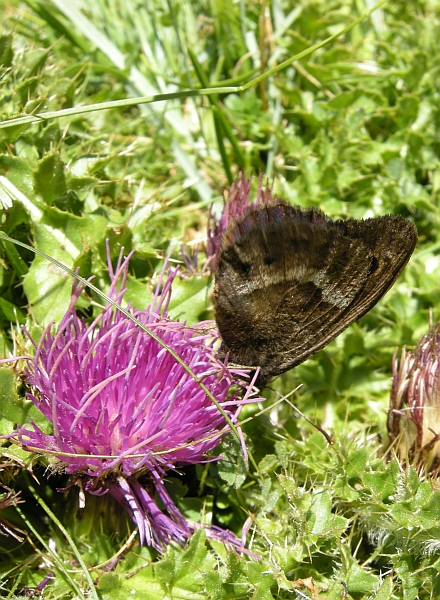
(97, 573, 120, 594)
(168, 276, 212, 324)
(217, 435, 248, 488)
(0, 297, 25, 323)
(33, 153, 67, 205)
(0, 156, 35, 199)
(0, 366, 50, 433)
(362, 466, 399, 502)
(307, 489, 347, 536)
(371, 576, 393, 600)
(0, 34, 13, 68)
(394, 554, 420, 600)
(246, 563, 274, 599)
(23, 211, 107, 325)
(345, 556, 379, 594)
(123, 532, 217, 599)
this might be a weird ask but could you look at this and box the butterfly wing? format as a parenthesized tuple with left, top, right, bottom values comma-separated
(214, 202, 417, 386)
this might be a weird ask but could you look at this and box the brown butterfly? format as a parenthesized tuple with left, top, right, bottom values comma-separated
(214, 201, 417, 388)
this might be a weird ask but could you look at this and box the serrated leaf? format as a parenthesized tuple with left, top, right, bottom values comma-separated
(345, 557, 379, 594)
(125, 531, 217, 599)
(258, 454, 279, 473)
(371, 576, 393, 600)
(217, 435, 248, 488)
(308, 489, 347, 536)
(246, 562, 274, 599)
(394, 554, 420, 600)
(34, 153, 67, 205)
(362, 469, 398, 502)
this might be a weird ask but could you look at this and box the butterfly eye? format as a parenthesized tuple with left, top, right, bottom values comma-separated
(368, 255, 379, 276)
(263, 256, 276, 266)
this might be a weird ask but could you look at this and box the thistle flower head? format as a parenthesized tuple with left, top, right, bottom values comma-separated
(388, 323, 440, 475)
(15, 249, 255, 550)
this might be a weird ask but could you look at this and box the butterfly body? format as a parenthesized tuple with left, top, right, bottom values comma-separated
(214, 201, 417, 387)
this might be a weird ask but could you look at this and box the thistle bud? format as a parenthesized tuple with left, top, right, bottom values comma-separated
(388, 324, 440, 474)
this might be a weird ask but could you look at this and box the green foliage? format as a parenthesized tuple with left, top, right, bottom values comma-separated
(1, 0, 440, 597)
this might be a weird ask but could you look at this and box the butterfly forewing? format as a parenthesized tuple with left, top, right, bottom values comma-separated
(214, 202, 417, 387)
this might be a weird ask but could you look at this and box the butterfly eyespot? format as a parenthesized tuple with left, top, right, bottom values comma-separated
(368, 256, 379, 276)
(238, 262, 252, 275)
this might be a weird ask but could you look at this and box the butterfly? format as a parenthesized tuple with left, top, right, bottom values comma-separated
(214, 201, 417, 388)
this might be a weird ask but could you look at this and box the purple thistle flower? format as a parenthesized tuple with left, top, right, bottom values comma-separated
(206, 173, 273, 273)
(14, 249, 256, 550)
(388, 322, 440, 475)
